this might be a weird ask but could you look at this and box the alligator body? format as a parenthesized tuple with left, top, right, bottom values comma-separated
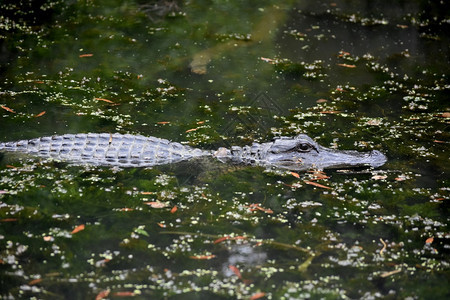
(0, 133, 387, 171)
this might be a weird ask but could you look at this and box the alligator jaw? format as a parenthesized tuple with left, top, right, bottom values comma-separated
(309, 148, 387, 170)
(263, 134, 387, 171)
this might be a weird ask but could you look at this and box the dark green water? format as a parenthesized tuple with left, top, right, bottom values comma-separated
(0, 0, 448, 299)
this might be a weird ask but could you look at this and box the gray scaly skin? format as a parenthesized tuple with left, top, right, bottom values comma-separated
(0, 133, 387, 171)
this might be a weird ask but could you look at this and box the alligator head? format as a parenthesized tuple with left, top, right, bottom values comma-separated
(263, 134, 387, 171)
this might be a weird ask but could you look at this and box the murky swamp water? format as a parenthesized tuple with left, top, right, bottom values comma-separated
(0, 0, 448, 299)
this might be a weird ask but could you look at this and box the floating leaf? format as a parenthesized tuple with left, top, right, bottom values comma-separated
(250, 292, 266, 300)
(28, 278, 42, 285)
(337, 63, 356, 68)
(113, 291, 135, 297)
(304, 181, 331, 189)
(372, 175, 388, 180)
(229, 265, 242, 279)
(95, 289, 110, 300)
(190, 254, 216, 260)
(71, 224, 85, 234)
(1, 105, 15, 113)
(144, 201, 167, 208)
(214, 236, 230, 244)
(94, 97, 114, 103)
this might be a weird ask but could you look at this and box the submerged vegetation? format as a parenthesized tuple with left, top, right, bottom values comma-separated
(0, 0, 449, 299)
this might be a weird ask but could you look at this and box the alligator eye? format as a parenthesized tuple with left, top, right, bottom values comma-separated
(295, 143, 312, 152)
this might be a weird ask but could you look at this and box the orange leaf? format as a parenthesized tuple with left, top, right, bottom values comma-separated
(290, 172, 300, 178)
(170, 206, 178, 213)
(338, 51, 351, 57)
(337, 63, 356, 68)
(185, 128, 198, 133)
(94, 97, 114, 103)
(79, 53, 94, 57)
(0, 218, 17, 222)
(157, 121, 170, 124)
(425, 237, 434, 244)
(250, 292, 266, 300)
(1, 105, 15, 113)
(228, 265, 242, 279)
(144, 201, 167, 208)
(118, 208, 134, 211)
(304, 181, 331, 189)
(196, 121, 205, 124)
(43, 236, 53, 242)
(113, 291, 135, 297)
(28, 278, 42, 285)
(34, 111, 46, 117)
(190, 254, 216, 260)
(140, 191, 155, 195)
(71, 224, 85, 234)
(214, 236, 230, 244)
(95, 289, 110, 300)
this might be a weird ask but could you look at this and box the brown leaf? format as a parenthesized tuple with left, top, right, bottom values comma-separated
(140, 191, 155, 195)
(43, 236, 53, 242)
(304, 181, 331, 189)
(290, 172, 300, 178)
(95, 289, 110, 300)
(337, 63, 356, 68)
(71, 224, 85, 234)
(190, 254, 216, 260)
(250, 292, 266, 300)
(94, 97, 114, 103)
(372, 175, 388, 180)
(0, 218, 17, 222)
(1, 105, 15, 113)
(229, 265, 242, 279)
(144, 201, 167, 208)
(34, 111, 46, 117)
(214, 236, 230, 244)
(113, 291, 135, 297)
(118, 208, 134, 212)
(338, 51, 351, 57)
(28, 278, 42, 285)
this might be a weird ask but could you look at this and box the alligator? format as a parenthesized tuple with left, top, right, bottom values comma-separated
(0, 133, 387, 171)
